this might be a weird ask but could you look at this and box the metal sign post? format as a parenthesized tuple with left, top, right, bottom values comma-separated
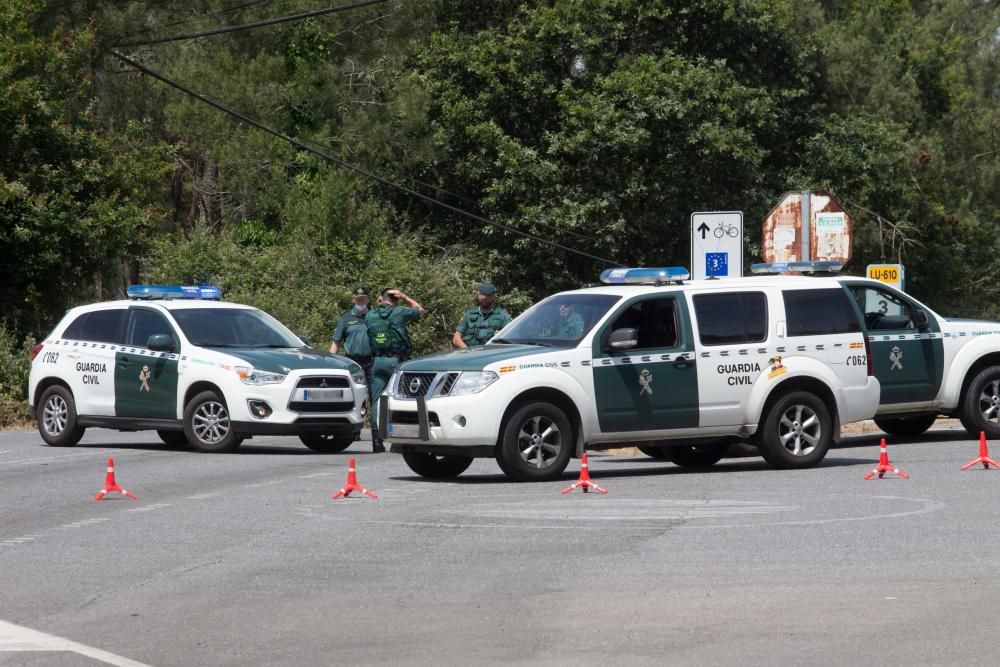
(691, 211, 743, 280)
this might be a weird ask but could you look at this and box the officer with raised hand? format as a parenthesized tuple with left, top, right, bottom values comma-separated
(368, 288, 425, 453)
(452, 281, 511, 349)
(330, 284, 373, 393)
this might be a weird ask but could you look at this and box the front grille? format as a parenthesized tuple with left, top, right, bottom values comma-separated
(289, 401, 355, 413)
(389, 410, 441, 427)
(438, 372, 459, 396)
(398, 372, 436, 398)
(297, 376, 350, 389)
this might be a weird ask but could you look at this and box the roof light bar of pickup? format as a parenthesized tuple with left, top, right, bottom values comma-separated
(750, 261, 845, 275)
(599, 267, 690, 284)
(126, 285, 223, 300)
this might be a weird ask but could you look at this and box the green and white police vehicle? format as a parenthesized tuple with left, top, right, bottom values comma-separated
(29, 285, 368, 453)
(383, 264, 1000, 482)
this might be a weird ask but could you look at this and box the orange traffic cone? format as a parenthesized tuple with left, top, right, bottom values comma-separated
(95, 457, 137, 501)
(561, 452, 608, 494)
(331, 457, 378, 499)
(864, 438, 909, 480)
(960, 431, 1000, 470)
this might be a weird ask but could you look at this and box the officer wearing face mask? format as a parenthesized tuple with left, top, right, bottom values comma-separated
(331, 285, 374, 410)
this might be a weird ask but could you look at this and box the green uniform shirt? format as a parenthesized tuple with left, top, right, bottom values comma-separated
(456, 306, 512, 346)
(366, 304, 421, 353)
(332, 306, 372, 358)
(556, 312, 585, 338)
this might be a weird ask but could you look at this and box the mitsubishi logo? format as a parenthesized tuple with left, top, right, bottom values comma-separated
(320, 379, 328, 388)
(409, 377, 422, 394)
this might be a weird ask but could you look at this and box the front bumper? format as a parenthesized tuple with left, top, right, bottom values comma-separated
(383, 392, 503, 449)
(232, 418, 362, 438)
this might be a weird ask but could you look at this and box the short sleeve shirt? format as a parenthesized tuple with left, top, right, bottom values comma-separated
(367, 305, 421, 351)
(332, 307, 372, 358)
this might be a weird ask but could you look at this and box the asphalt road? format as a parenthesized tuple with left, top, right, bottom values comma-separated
(2, 424, 999, 666)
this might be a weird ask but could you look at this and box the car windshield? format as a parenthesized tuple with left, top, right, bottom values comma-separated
(171, 308, 303, 348)
(493, 293, 620, 348)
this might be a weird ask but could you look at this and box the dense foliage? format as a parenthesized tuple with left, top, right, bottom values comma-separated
(1, 0, 997, 420)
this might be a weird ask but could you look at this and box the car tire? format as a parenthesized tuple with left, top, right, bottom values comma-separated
(183, 390, 243, 453)
(157, 430, 189, 447)
(496, 401, 573, 482)
(757, 391, 832, 469)
(402, 450, 474, 478)
(37, 385, 85, 447)
(960, 366, 1000, 439)
(299, 433, 354, 453)
(666, 441, 729, 468)
(873, 415, 937, 437)
(638, 444, 670, 459)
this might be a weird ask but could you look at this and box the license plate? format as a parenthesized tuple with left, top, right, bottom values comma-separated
(301, 389, 344, 401)
(387, 423, 420, 439)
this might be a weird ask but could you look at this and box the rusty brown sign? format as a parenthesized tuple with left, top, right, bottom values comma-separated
(762, 191, 853, 264)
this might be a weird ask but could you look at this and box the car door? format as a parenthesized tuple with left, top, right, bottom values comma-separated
(592, 294, 699, 433)
(114, 307, 181, 420)
(846, 282, 943, 405)
(62, 308, 125, 416)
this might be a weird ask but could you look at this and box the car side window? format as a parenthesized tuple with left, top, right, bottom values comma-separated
(608, 298, 679, 350)
(693, 292, 767, 346)
(783, 289, 861, 336)
(76, 309, 125, 343)
(127, 309, 178, 349)
(851, 287, 913, 331)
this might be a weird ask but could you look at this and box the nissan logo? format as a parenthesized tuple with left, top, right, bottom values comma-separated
(408, 377, 422, 394)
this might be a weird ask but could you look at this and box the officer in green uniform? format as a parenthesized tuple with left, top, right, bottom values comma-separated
(556, 302, 585, 338)
(331, 286, 374, 439)
(452, 281, 512, 349)
(368, 288, 425, 452)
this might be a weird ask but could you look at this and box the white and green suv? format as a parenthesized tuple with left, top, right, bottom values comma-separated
(384, 265, 1000, 482)
(28, 285, 367, 453)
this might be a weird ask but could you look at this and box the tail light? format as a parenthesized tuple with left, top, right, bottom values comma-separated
(30, 344, 43, 361)
(863, 337, 873, 377)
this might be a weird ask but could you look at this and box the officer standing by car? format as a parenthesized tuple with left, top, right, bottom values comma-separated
(330, 284, 374, 393)
(452, 281, 512, 349)
(368, 288, 425, 452)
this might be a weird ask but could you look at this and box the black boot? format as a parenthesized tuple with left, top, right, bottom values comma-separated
(371, 426, 385, 453)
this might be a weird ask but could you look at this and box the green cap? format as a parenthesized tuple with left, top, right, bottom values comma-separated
(478, 281, 497, 296)
(352, 285, 370, 297)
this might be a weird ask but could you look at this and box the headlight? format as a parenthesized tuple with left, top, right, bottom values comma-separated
(448, 371, 499, 396)
(349, 364, 366, 386)
(235, 366, 286, 385)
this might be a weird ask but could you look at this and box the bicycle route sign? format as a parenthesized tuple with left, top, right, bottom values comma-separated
(690, 211, 743, 280)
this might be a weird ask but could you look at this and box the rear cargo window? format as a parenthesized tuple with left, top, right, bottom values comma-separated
(64, 309, 124, 343)
(783, 289, 861, 336)
(693, 292, 767, 345)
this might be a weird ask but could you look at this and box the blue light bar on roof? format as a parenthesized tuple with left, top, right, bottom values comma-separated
(750, 261, 844, 275)
(599, 267, 690, 285)
(127, 285, 222, 300)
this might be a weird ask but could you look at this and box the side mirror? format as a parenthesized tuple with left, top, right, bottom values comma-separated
(298, 334, 312, 347)
(915, 309, 929, 330)
(608, 328, 638, 350)
(147, 334, 175, 352)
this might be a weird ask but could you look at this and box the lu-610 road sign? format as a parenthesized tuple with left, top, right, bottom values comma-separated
(691, 211, 743, 280)
(867, 263, 905, 291)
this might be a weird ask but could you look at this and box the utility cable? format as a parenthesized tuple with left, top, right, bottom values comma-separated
(113, 0, 389, 48)
(109, 50, 623, 267)
(114, 0, 274, 42)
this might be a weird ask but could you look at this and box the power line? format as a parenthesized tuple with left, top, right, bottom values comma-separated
(114, 0, 275, 42)
(113, 0, 389, 48)
(109, 50, 623, 267)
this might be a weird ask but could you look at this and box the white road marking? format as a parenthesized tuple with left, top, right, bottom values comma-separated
(185, 492, 221, 500)
(0, 619, 152, 666)
(0, 450, 121, 467)
(0, 450, 11, 455)
(126, 503, 171, 513)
